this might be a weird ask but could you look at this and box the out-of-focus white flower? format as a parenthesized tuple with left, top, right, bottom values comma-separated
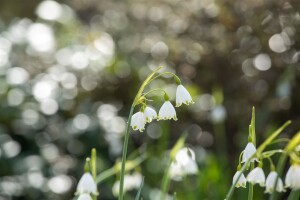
(242, 143, 257, 163)
(247, 167, 265, 186)
(265, 171, 285, 193)
(112, 173, 142, 196)
(176, 84, 194, 107)
(130, 111, 146, 132)
(170, 148, 198, 181)
(149, 189, 173, 200)
(176, 85, 193, 107)
(78, 193, 93, 200)
(76, 173, 97, 195)
(144, 107, 157, 123)
(158, 101, 177, 121)
(232, 171, 246, 188)
(285, 164, 300, 189)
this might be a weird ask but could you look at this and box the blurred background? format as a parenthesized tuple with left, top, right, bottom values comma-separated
(0, 0, 300, 199)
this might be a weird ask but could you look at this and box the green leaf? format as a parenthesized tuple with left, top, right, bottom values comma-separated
(285, 131, 300, 153)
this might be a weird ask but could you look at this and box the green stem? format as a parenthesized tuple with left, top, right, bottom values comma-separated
(91, 148, 97, 200)
(160, 159, 172, 200)
(287, 189, 300, 200)
(91, 149, 97, 179)
(118, 66, 163, 200)
(248, 107, 256, 200)
(142, 88, 167, 98)
(135, 177, 145, 200)
(248, 163, 254, 200)
(261, 149, 285, 158)
(118, 104, 135, 200)
(148, 72, 176, 84)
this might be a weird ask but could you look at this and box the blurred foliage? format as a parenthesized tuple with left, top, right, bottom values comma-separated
(0, 0, 300, 199)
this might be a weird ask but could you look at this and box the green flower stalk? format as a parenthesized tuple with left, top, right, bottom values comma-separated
(118, 66, 194, 200)
(248, 107, 256, 200)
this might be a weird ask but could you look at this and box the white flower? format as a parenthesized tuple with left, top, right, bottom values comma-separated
(112, 173, 142, 196)
(170, 148, 198, 181)
(144, 107, 157, 123)
(232, 171, 246, 188)
(78, 194, 93, 200)
(77, 173, 97, 195)
(247, 167, 265, 186)
(242, 142, 257, 163)
(130, 111, 146, 132)
(265, 171, 285, 193)
(176, 85, 194, 107)
(158, 101, 177, 121)
(285, 165, 300, 189)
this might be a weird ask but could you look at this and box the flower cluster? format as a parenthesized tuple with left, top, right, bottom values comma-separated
(130, 83, 193, 132)
(233, 142, 300, 194)
(76, 172, 98, 200)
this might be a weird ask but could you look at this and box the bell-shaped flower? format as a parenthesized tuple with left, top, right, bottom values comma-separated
(170, 148, 198, 181)
(112, 173, 142, 196)
(232, 171, 247, 188)
(158, 101, 177, 121)
(265, 171, 285, 193)
(242, 142, 257, 163)
(144, 107, 157, 123)
(130, 111, 146, 132)
(76, 172, 97, 195)
(247, 167, 265, 186)
(78, 193, 93, 200)
(285, 164, 300, 189)
(176, 85, 194, 107)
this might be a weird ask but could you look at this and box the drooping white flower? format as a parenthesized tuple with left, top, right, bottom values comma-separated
(130, 111, 146, 132)
(77, 172, 97, 195)
(285, 164, 300, 189)
(232, 171, 247, 188)
(144, 107, 157, 123)
(170, 148, 198, 181)
(247, 167, 265, 186)
(176, 85, 194, 107)
(78, 193, 93, 200)
(242, 142, 257, 163)
(158, 101, 177, 121)
(112, 173, 142, 196)
(265, 171, 285, 193)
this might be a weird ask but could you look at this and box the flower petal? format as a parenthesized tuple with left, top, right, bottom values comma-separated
(77, 173, 97, 195)
(130, 111, 146, 132)
(158, 101, 177, 121)
(176, 85, 194, 107)
(242, 143, 257, 163)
